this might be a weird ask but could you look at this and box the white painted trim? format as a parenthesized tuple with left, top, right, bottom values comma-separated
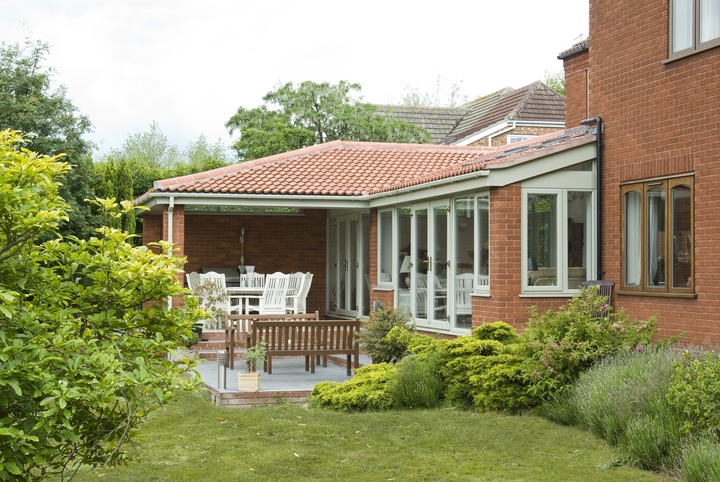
(455, 120, 565, 146)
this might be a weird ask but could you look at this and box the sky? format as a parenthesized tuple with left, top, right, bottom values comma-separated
(1, 0, 589, 158)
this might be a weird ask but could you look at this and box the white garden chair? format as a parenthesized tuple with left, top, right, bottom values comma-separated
(287, 272, 313, 314)
(246, 272, 289, 314)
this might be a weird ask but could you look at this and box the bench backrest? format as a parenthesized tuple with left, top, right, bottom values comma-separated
(247, 319, 360, 355)
(226, 311, 320, 338)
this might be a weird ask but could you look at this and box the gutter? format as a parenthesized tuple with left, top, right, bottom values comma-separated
(580, 117, 603, 280)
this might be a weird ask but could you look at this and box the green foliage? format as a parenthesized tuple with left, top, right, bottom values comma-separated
(0, 131, 202, 480)
(541, 347, 685, 470)
(310, 364, 396, 412)
(472, 321, 520, 344)
(667, 350, 720, 438)
(469, 353, 539, 412)
(544, 71, 565, 96)
(388, 355, 443, 409)
(244, 340, 267, 372)
(681, 435, 720, 482)
(521, 286, 659, 400)
(225, 80, 432, 160)
(357, 305, 415, 363)
(0, 39, 99, 239)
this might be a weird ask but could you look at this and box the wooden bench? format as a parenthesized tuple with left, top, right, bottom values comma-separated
(246, 318, 360, 376)
(225, 312, 320, 370)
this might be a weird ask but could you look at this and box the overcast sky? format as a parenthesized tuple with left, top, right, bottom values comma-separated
(2, 0, 589, 157)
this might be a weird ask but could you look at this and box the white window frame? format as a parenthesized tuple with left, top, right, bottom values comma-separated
(522, 187, 595, 294)
(508, 134, 537, 144)
(377, 209, 394, 287)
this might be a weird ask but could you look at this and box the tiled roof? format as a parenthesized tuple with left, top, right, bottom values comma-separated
(152, 141, 496, 197)
(376, 105, 467, 143)
(149, 127, 595, 200)
(441, 81, 565, 144)
(558, 39, 589, 59)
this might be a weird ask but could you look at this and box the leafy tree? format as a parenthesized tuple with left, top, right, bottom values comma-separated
(544, 71, 565, 96)
(0, 130, 202, 480)
(400, 74, 469, 107)
(226, 80, 432, 160)
(0, 39, 99, 239)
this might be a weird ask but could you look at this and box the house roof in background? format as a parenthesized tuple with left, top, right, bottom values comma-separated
(375, 105, 468, 143)
(440, 81, 565, 144)
(557, 39, 589, 59)
(143, 126, 594, 202)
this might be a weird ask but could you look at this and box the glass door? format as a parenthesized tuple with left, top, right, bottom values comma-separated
(411, 202, 450, 330)
(328, 213, 368, 318)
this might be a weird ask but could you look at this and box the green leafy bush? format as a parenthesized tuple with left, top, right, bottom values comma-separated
(521, 286, 659, 400)
(667, 350, 720, 437)
(310, 364, 396, 412)
(357, 305, 415, 363)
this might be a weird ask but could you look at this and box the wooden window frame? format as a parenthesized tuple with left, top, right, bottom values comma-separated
(620, 176, 694, 296)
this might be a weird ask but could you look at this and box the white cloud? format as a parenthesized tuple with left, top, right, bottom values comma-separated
(1, 0, 588, 156)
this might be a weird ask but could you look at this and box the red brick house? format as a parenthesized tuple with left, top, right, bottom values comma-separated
(558, 0, 720, 345)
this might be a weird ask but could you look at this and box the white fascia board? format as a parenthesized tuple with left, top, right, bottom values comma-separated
(455, 120, 565, 147)
(139, 192, 371, 212)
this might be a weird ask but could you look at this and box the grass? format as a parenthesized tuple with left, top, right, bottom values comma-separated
(69, 390, 665, 482)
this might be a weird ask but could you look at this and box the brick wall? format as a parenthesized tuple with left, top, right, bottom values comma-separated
(566, 0, 720, 344)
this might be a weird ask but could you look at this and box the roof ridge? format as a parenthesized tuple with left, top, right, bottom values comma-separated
(506, 80, 544, 120)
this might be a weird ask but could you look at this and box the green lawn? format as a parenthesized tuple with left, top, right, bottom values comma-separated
(71, 390, 665, 482)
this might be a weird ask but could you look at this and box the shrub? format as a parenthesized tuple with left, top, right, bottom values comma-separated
(680, 435, 720, 482)
(667, 350, 720, 438)
(472, 321, 520, 344)
(389, 355, 443, 409)
(358, 305, 414, 363)
(310, 364, 396, 412)
(521, 286, 659, 400)
(620, 405, 684, 471)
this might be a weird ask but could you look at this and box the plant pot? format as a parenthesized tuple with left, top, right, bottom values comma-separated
(237, 371, 261, 392)
(192, 322, 204, 340)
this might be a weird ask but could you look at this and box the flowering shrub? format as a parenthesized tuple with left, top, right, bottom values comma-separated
(521, 286, 660, 400)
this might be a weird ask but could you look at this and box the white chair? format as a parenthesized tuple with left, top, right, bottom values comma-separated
(287, 272, 313, 314)
(455, 273, 474, 316)
(197, 271, 242, 323)
(246, 272, 289, 314)
(287, 272, 304, 296)
(185, 271, 200, 291)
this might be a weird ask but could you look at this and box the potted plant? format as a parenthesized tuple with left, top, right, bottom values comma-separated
(192, 279, 229, 330)
(238, 339, 267, 392)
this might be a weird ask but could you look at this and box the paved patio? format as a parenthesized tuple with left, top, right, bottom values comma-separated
(193, 351, 372, 407)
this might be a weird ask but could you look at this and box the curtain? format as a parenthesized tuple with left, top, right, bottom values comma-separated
(700, 0, 720, 43)
(625, 191, 641, 286)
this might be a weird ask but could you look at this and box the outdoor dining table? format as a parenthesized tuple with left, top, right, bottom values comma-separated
(226, 286, 265, 315)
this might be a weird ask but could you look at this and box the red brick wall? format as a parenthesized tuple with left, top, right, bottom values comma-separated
(567, 0, 720, 344)
(144, 209, 328, 315)
(563, 49, 590, 127)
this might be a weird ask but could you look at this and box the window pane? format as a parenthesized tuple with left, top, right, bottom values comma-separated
(624, 190, 642, 287)
(646, 187, 666, 287)
(527, 193, 558, 286)
(673, 0, 694, 51)
(671, 184, 692, 288)
(455, 196, 475, 275)
(379, 211, 393, 283)
(567, 192, 590, 289)
(397, 207, 412, 289)
(700, 0, 720, 43)
(477, 195, 490, 287)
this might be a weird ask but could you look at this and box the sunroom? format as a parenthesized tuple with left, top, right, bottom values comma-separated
(138, 126, 598, 335)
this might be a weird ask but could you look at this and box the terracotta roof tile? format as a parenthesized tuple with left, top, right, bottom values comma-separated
(149, 126, 595, 201)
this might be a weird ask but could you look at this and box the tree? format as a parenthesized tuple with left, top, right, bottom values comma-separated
(225, 80, 432, 161)
(400, 74, 469, 107)
(544, 71, 565, 96)
(0, 130, 202, 480)
(0, 39, 100, 239)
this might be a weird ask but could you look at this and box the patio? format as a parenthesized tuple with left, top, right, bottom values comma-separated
(192, 331, 371, 407)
